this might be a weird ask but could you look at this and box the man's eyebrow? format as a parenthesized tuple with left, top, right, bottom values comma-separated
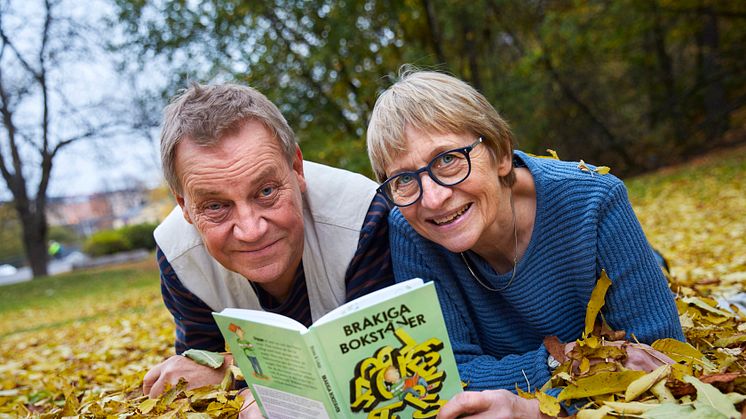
(191, 166, 281, 198)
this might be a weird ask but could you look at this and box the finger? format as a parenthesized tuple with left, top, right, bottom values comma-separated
(238, 389, 262, 419)
(148, 376, 169, 399)
(437, 392, 495, 419)
(142, 364, 162, 396)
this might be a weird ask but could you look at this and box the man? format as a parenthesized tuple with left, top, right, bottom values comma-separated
(142, 83, 393, 412)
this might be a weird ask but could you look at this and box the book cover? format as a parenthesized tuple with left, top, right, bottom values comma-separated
(213, 278, 462, 419)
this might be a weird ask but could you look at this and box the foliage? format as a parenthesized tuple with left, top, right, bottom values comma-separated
(83, 230, 132, 257)
(0, 147, 744, 416)
(119, 222, 158, 251)
(47, 226, 82, 248)
(82, 222, 157, 257)
(111, 0, 746, 178)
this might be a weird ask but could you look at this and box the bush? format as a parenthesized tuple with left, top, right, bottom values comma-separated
(83, 231, 132, 257)
(119, 222, 157, 251)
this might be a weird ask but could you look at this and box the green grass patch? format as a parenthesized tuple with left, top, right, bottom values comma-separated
(0, 257, 159, 314)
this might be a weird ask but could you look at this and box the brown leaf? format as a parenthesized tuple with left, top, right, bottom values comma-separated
(544, 336, 566, 363)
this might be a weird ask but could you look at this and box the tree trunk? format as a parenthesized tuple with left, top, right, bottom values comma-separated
(697, 6, 728, 144)
(649, 0, 687, 144)
(422, 0, 447, 65)
(16, 201, 49, 277)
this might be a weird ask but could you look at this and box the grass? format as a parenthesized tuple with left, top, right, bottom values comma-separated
(0, 257, 163, 337)
(0, 257, 159, 314)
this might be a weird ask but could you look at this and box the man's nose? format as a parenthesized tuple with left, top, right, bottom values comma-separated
(232, 204, 267, 242)
(419, 175, 452, 209)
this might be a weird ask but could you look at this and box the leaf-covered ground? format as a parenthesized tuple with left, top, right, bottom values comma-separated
(0, 145, 744, 418)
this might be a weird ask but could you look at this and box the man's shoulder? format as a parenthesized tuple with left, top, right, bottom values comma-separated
(154, 206, 204, 260)
(302, 160, 378, 231)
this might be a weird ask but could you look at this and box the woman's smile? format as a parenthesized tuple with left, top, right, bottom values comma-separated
(429, 203, 473, 226)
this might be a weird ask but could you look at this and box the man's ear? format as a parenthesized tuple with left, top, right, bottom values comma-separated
(175, 193, 193, 224)
(292, 145, 307, 193)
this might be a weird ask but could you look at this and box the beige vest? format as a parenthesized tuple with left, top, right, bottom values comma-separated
(154, 161, 378, 321)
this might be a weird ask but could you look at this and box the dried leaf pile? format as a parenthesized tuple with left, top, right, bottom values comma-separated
(0, 146, 744, 418)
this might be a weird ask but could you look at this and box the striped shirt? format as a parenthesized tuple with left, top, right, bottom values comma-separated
(158, 192, 393, 354)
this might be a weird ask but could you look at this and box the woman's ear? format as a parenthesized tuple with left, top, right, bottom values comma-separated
(496, 153, 512, 177)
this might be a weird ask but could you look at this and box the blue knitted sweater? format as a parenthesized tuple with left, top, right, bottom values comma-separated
(389, 151, 685, 392)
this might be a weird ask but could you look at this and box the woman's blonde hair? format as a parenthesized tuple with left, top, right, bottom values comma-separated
(367, 67, 515, 186)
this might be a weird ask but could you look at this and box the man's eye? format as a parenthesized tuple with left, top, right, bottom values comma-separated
(205, 202, 224, 212)
(260, 186, 275, 197)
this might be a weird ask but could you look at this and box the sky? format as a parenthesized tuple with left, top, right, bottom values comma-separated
(0, 0, 166, 200)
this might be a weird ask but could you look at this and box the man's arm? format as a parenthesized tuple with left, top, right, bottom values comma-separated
(344, 192, 395, 300)
(143, 247, 230, 398)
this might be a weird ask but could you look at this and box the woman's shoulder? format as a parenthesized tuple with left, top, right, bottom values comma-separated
(516, 150, 624, 190)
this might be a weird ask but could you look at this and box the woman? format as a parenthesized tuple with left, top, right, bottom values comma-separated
(366, 69, 684, 417)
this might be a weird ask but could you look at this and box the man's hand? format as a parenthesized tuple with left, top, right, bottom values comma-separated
(142, 354, 232, 398)
(437, 390, 551, 419)
(237, 388, 263, 419)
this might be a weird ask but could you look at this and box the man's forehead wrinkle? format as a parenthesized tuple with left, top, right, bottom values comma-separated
(187, 162, 281, 199)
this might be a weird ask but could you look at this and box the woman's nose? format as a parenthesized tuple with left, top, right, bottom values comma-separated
(419, 175, 452, 209)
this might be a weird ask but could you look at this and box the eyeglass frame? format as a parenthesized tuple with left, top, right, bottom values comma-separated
(377, 137, 484, 207)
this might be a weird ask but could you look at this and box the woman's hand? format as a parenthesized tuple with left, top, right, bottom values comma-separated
(437, 390, 551, 419)
(237, 388, 263, 419)
(564, 340, 674, 372)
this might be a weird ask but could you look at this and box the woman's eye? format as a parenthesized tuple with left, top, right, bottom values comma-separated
(439, 153, 456, 165)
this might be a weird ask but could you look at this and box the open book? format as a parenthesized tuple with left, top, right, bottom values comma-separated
(213, 278, 462, 419)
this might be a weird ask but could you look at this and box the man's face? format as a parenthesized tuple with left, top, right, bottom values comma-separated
(174, 120, 306, 300)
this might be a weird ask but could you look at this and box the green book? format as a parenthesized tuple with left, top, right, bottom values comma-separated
(213, 278, 462, 419)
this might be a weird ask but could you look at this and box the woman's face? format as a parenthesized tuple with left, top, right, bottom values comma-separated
(386, 126, 512, 254)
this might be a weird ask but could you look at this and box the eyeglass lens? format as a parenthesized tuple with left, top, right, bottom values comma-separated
(385, 149, 471, 205)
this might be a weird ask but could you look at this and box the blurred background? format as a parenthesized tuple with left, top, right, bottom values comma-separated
(1, 0, 745, 280)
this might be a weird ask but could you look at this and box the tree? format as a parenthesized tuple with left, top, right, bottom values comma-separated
(0, 0, 129, 277)
(112, 1, 746, 178)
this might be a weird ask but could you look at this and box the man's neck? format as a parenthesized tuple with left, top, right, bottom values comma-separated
(254, 264, 299, 304)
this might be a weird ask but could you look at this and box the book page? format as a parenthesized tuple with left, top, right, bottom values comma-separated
(314, 278, 424, 326)
(218, 308, 308, 332)
(213, 313, 335, 416)
(310, 280, 462, 418)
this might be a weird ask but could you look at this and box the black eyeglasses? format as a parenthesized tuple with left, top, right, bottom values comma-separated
(378, 137, 483, 207)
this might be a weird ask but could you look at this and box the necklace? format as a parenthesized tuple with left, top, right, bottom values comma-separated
(460, 189, 518, 292)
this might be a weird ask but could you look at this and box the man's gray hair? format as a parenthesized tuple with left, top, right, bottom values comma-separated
(161, 83, 297, 194)
(367, 67, 515, 187)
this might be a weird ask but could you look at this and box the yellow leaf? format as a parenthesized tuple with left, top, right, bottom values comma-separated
(651, 338, 716, 370)
(138, 398, 157, 415)
(624, 364, 670, 401)
(515, 386, 534, 399)
(602, 400, 658, 414)
(594, 166, 611, 175)
(650, 379, 676, 402)
(584, 270, 612, 338)
(536, 391, 561, 417)
(670, 363, 694, 381)
(558, 371, 646, 401)
(576, 405, 613, 419)
(547, 149, 560, 159)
